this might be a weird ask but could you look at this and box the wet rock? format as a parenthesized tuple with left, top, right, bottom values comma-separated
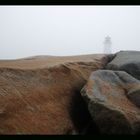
(81, 70, 140, 134)
(106, 51, 140, 80)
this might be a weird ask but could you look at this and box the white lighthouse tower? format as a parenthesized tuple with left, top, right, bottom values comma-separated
(103, 36, 112, 54)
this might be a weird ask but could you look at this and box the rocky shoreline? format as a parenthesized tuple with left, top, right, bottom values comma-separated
(0, 51, 140, 134)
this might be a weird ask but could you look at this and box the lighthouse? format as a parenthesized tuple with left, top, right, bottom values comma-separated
(103, 36, 112, 54)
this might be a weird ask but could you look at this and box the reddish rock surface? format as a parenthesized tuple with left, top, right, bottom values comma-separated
(0, 54, 108, 134)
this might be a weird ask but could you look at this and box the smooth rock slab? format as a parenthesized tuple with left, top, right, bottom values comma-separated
(106, 51, 140, 80)
(81, 70, 140, 134)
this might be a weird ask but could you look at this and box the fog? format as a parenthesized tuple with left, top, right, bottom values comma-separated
(0, 6, 140, 59)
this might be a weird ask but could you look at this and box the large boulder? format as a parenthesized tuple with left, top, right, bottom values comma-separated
(0, 54, 108, 134)
(106, 51, 140, 80)
(81, 70, 140, 134)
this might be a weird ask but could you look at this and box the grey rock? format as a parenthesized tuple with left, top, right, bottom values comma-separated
(81, 70, 140, 134)
(106, 51, 140, 80)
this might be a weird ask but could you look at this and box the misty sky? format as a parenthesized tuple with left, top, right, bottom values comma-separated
(0, 6, 140, 59)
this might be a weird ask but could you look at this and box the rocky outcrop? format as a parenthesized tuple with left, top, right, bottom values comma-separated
(0, 54, 108, 134)
(2, 51, 140, 135)
(106, 51, 140, 80)
(81, 70, 140, 134)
